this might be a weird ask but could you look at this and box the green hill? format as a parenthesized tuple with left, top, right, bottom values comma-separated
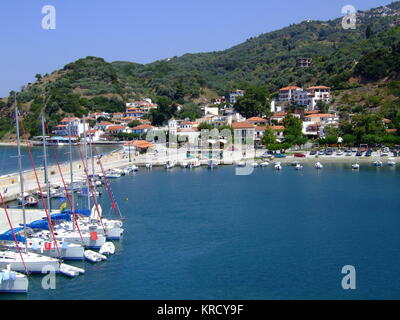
(1, 1, 400, 138)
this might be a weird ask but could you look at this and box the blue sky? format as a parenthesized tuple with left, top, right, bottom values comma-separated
(0, 0, 393, 96)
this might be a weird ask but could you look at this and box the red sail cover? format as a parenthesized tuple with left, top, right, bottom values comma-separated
(90, 232, 98, 241)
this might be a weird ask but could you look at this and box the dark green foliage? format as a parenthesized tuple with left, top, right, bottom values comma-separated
(283, 114, 307, 147)
(234, 84, 270, 118)
(176, 103, 202, 120)
(128, 120, 142, 128)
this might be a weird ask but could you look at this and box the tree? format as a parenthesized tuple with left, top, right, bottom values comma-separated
(283, 114, 306, 147)
(176, 103, 201, 120)
(234, 84, 270, 118)
(317, 100, 329, 114)
(128, 120, 142, 128)
(148, 96, 177, 126)
(197, 122, 213, 131)
(366, 25, 374, 39)
(262, 128, 277, 146)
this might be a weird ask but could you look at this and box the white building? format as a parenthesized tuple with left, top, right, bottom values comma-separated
(278, 86, 303, 102)
(204, 106, 219, 116)
(53, 117, 84, 137)
(229, 90, 245, 104)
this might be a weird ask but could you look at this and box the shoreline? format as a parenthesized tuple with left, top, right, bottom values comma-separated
(0, 146, 397, 202)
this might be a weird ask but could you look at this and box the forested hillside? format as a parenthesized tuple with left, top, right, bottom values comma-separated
(1, 1, 400, 138)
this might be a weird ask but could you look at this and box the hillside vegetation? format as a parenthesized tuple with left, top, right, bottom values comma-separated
(1, 1, 400, 138)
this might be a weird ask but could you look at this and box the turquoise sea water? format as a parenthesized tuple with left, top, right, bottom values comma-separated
(0, 145, 119, 176)
(1, 153, 400, 299)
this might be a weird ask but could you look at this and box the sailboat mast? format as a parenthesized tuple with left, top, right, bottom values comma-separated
(41, 115, 51, 213)
(68, 116, 76, 231)
(15, 104, 27, 251)
(82, 116, 90, 210)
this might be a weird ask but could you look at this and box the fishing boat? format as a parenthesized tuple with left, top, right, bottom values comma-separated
(208, 159, 219, 169)
(295, 163, 303, 170)
(17, 193, 38, 207)
(274, 162, 282, 171)
(180, 162, 189, 168)
(315, 162, 323, 169)
(0, 267, 28, 293)
(373, 160, 383, 167)
(188, 159, 201, 168)
(105, 170, 122, 179)
(352, 163, 360, 170)
(165, 160, 175, 169)
(387, 157, 396, 166)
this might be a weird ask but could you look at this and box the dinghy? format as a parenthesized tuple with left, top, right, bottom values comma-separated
(99, 242, 115, 255)
(84, 250, 107, 263)
(60, 263, 85, 277)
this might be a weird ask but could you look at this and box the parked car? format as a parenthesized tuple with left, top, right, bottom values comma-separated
(356, 151, 363, 157)
(365, 149, 373, 157)
(309, 150, 317, 156)
(275, 154, 287, 158)
(294, 153, 306, 158)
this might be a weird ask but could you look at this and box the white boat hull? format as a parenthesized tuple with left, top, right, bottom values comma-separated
(0, 253, 61, 274)
(0, 270, 28, 293)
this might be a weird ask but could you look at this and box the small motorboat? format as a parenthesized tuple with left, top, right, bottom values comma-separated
(165, 160, 175, 169)
(315, 162, 323, 169)
(145, 163, 153, 169)
(180, 162, 189, 168)
(251, 162, 259, 168)
(189, 159, 201, 168)
(17, 193, 38, 207)
(373, 160, 383, 167)
(295, 163, 303, 170)
(105, 171, 122, 179)
(387, 158, 396, 166)
(274, 162, 282, 171)
(208, 159, 219, 169)
(237, 161, 246, 167)
(260, 162, 269, 167)
(352, 164, 360, 170)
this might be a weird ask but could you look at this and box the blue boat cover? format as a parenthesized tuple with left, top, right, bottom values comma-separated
(50, 213, 71, 221)
(63, 209, 91, 216)
(0, 228, 27, 242)
(23, 220, 50, 230)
